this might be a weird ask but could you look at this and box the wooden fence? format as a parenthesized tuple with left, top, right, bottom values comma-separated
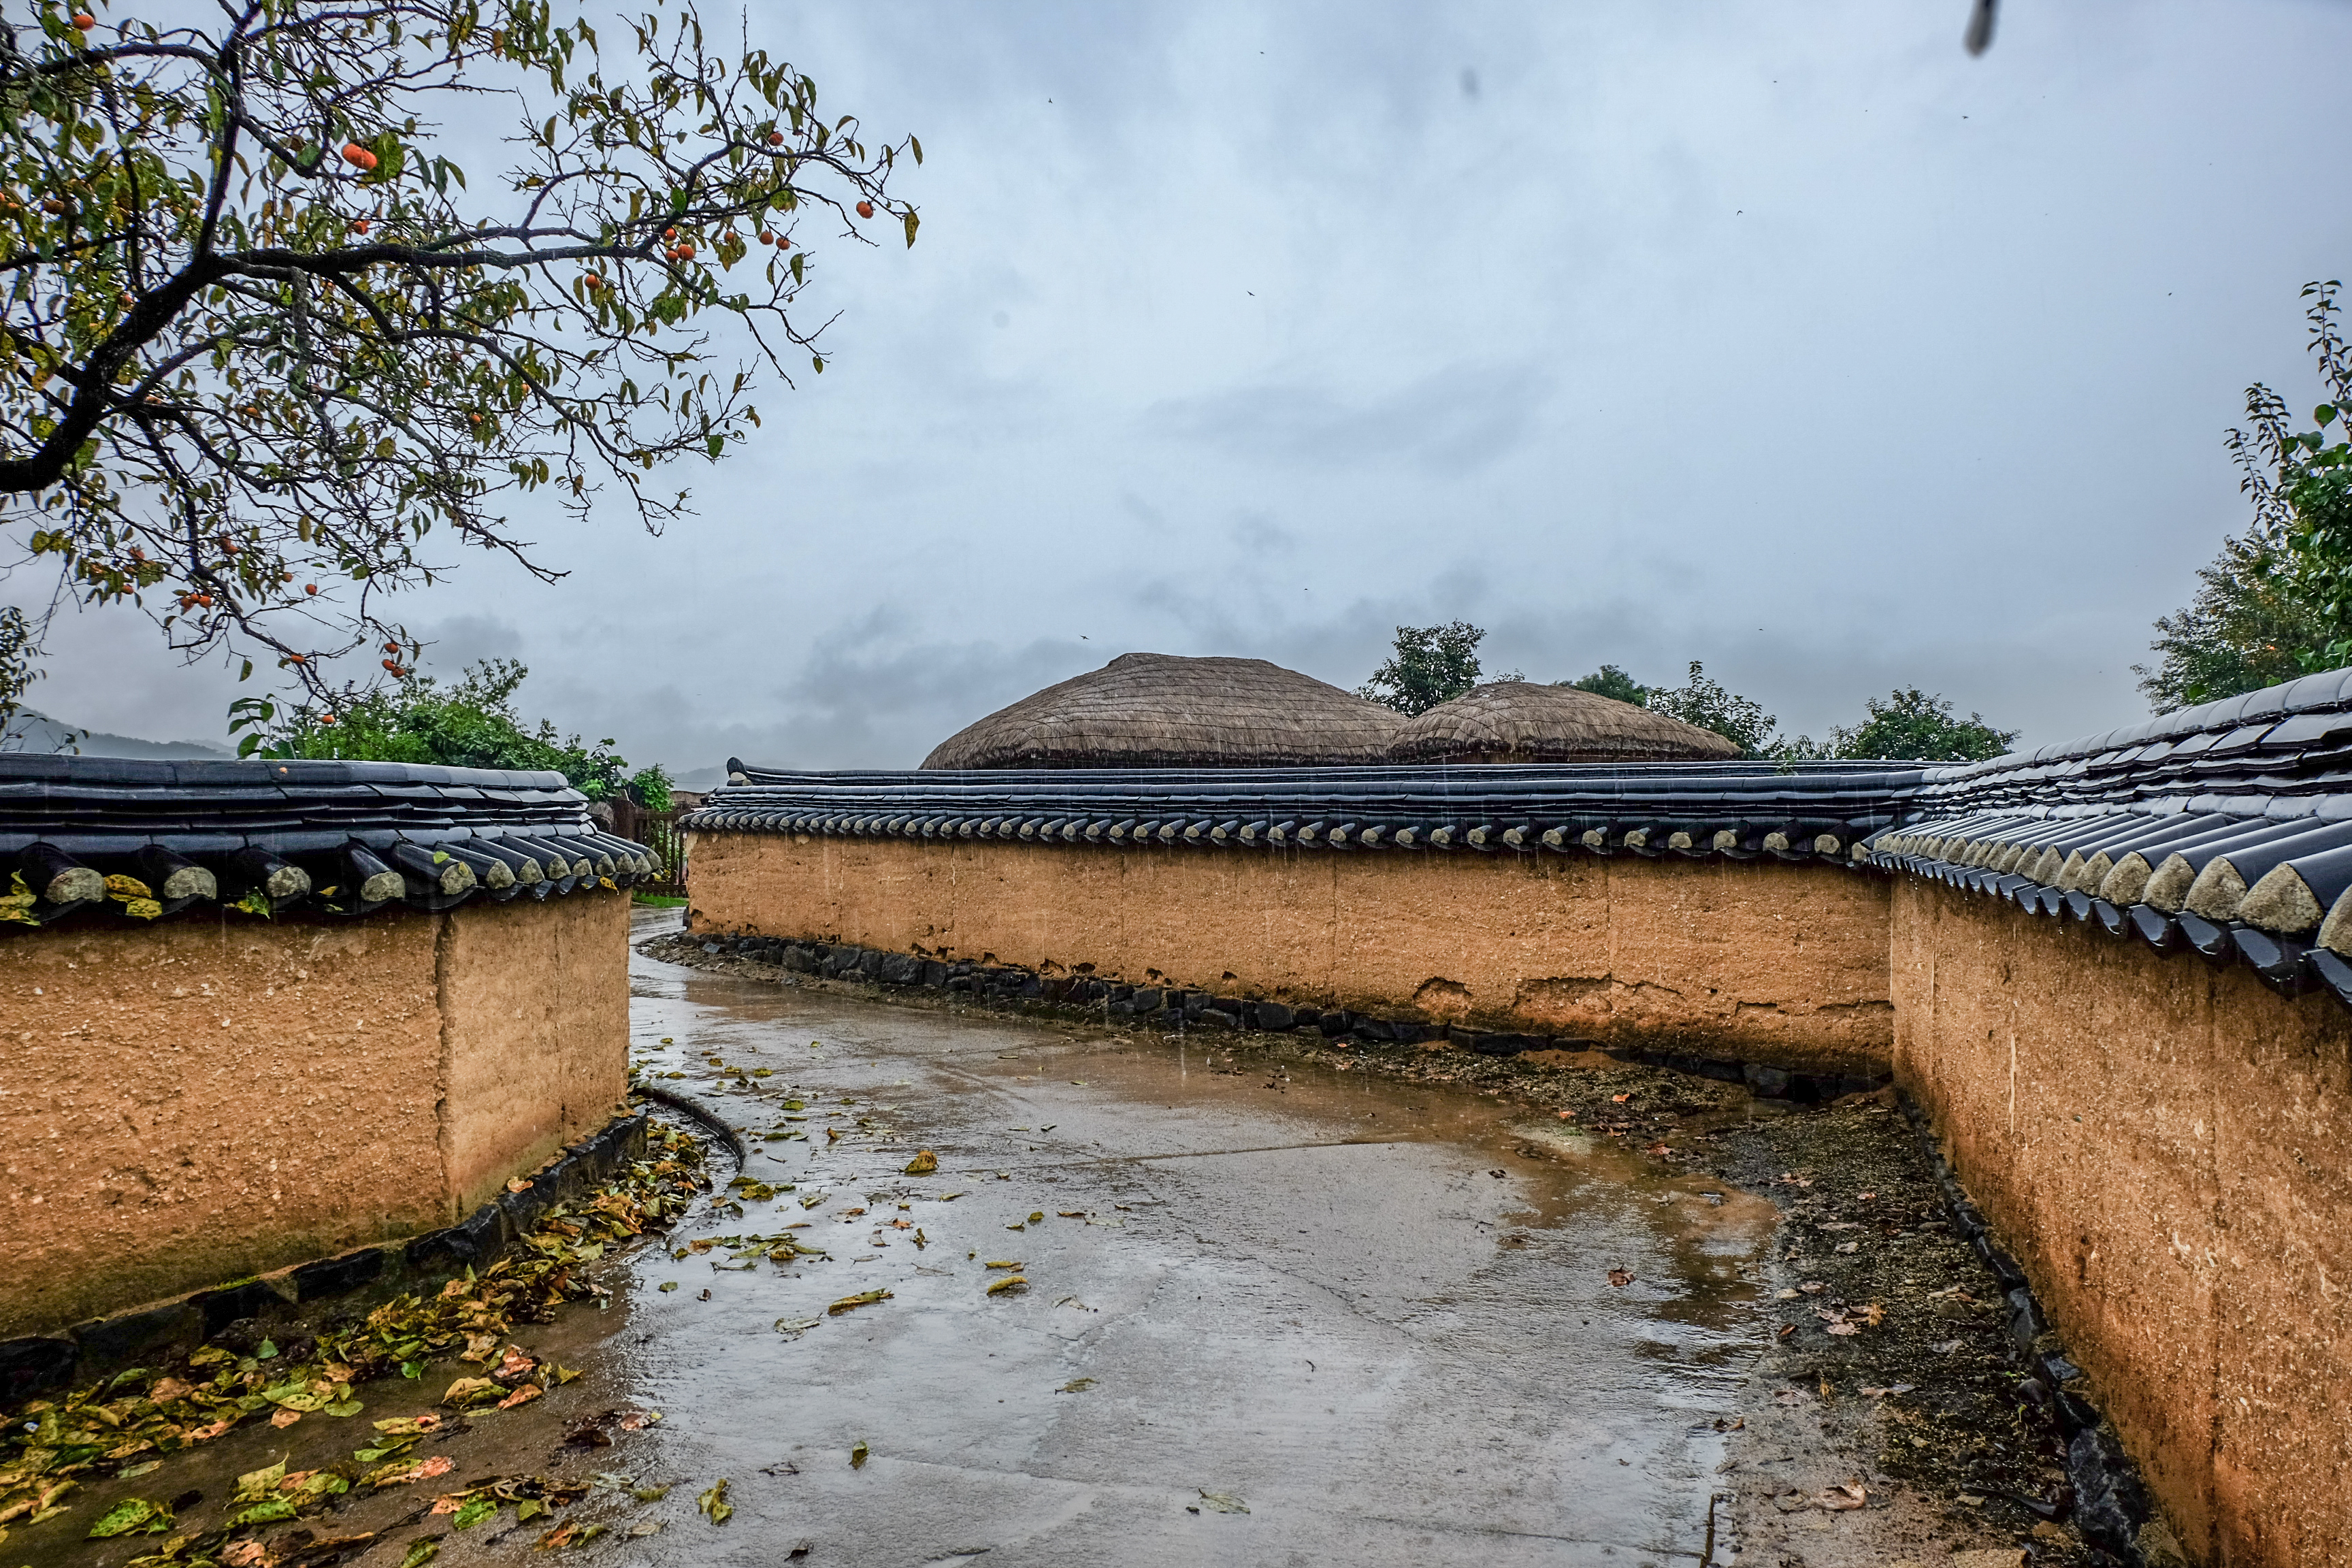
(607, 798, 688, 897)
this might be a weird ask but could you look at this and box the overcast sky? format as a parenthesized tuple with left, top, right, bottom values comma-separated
(18, 0, 2352, 772)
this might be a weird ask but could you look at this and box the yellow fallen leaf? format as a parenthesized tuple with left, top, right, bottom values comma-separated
(902, 1149, 938, 1175)
(827, 1289, 892, 1316)
(985, 1275, 1029, 1296)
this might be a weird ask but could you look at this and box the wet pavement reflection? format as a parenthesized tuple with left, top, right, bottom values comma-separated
(606, 916, 1776, 1566)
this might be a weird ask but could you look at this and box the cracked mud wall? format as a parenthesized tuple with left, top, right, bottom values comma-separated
(684, 834, 1895, 1073)
(0, 896, 629, 1339)
(1891, 878, 2352, 1568)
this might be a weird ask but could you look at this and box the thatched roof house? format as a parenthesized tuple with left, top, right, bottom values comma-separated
(922, 652, 1403, 770)
(1389, 681, 1741, 764)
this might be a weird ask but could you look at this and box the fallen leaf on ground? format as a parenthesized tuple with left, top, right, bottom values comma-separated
(497, 1384, 544, 1411)
(270, 1408, 303, 1428)
(232, 1460, 289, 1503)
(85, 1497, 172, 1538)
(774, 1316, 820, 1339)
(985, 1260, 1024, 1269)
(442, 1376, 502, 1407)
(1607, 1268, 1633, 1287)
(1816, 1482, 1867, 1511)
(397, 1541, 441, 1568)
(370, 1454, 456, 1488)
(1611, 1094, 1630, 1104)
(1859, 1384, 1916, 1398)
(697, 1479, 733, 1524)
(986, 1275, 1030, 1296)
(1196, 1490, 1250, 1514)
(828, 1289, 892, 1315)
(1058, 1378, 1096, 1394)
(850, 1441, 870, 1469)
(902, 1150, 938, 1175)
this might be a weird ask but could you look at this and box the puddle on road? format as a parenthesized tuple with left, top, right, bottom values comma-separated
(603, 935, 1778, 1567)
(22, 924, 1776, 1568)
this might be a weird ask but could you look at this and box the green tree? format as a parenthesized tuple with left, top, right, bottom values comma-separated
(2137, 529, 2321, 710)
(0, 605, 37, 726)
(1645, 659, 1778, 757)
(1561, 664, 1649, 705)
(2138, 280, 2352, 708)
(1358, 621, 1518, 715)
(237, 657, 669, 803)
(1812, 687, 2017, 762)
(0, 0, 918, 701)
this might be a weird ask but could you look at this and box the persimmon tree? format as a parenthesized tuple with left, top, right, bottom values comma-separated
(0, 0, 918, 726)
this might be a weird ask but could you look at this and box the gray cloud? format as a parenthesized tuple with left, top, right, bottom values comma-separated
(1146, 362, 1550, 474)
(11, 0, 2352, 771)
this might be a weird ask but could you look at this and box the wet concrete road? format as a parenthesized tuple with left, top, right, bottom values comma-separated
(606, 917, 1779, 1566)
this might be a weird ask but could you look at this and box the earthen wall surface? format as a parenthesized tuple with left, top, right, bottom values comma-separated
(436, 894, 632, 1214)
(0, 897, 629, 1339)
(1891, 879, 2352, 1568)
(685, 833, 1896, 1073)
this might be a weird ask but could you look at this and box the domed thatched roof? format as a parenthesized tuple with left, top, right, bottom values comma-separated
(922, 652, 1403, 770)
(1389, 681, 1742, 764)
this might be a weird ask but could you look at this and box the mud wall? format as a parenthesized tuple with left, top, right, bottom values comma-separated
(685, 833, 1895, 1073)
(1891, 879, 2352, 1568)
(0, 895, 630, 1339)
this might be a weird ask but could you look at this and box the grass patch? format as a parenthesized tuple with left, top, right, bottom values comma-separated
(633, 892, 687, 907)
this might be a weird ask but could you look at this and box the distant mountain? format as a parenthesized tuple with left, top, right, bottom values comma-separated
(1, 708, 234, 761)
(672, 764, 728, 791)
